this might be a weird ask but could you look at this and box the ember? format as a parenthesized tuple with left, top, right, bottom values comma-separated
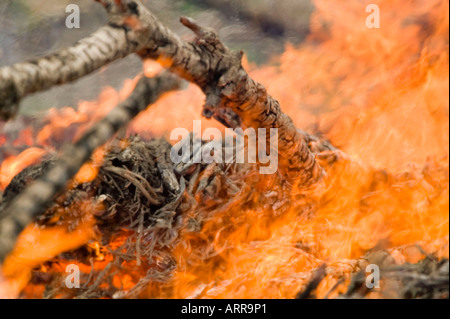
(0, 0, 448, 300)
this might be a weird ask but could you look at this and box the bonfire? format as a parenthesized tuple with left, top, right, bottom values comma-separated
(0, 0, 448, 299)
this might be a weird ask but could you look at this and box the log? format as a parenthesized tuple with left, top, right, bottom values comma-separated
(0, 72, 181, 262)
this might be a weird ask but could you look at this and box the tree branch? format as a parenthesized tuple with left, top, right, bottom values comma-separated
(1, 0, 323, 188)
(138, 13, 323, 187)
(0, 0, 169, 120)
(0, 72, 181, 262)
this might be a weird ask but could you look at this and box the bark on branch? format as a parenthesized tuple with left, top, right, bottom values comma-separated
(136, 10, 323, 187)
(1, 0, 322, 188)
(0, 0, 170, 120)
(0, 72, 181, 262)
(0, 0, 324, 262)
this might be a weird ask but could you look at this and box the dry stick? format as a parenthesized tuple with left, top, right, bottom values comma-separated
(295, 263, 327, 299)
(0, 73, 181, 262)
(0, 0, 165, 120)
(103, 166, 162, 205)
(0, 0, 323, 188)
(0, 0, 323, 258)
(0, 25, 126, 119)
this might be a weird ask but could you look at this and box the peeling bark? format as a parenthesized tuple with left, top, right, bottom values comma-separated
(0, 72, 181, 262)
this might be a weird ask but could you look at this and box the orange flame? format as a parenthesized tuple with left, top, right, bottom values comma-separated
(0, 211, 96, 298)
(165, 0, 449, 299)
(0, 147, 47, 191)
(0, 0, 448, 299)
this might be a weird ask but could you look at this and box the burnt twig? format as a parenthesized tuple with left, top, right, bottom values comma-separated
(296, 264, 327, 299)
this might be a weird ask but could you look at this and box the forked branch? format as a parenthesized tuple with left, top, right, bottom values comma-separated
(0, 0, 322, 188)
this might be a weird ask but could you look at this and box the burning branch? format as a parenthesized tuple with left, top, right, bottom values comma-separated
(0, 0, 322, 188)
(0, 0, 448, 299)
(0, 72, 181, 262)
(0, 0, 328, 285)
(138, 13, 323, 187)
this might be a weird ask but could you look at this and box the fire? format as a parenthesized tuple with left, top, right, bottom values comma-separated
(166, 0, 449, 298)
(0, 209, 96, 298)
(0, 0, 448, 299)
(72, 148, 106, 185)
(0, 147, 47, 191)
(253, 0, 449, 169)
